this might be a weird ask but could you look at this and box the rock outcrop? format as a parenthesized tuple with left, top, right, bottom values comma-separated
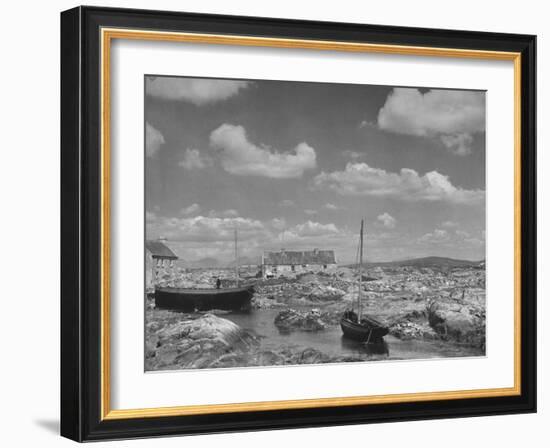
(209, 346, 365, 367)
(389, 321, 437, 340)
(427, 298, 485, 348)
(306, 285, 345, 302)
(145, 313, 257, 370)
(274, 308, 328, 332)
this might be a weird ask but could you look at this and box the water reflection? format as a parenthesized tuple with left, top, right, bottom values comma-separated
(340, 336, 390, 358)
(224, 309, 480, 362)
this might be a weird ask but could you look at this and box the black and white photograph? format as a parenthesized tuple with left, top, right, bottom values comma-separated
(144, 76, 487, 371)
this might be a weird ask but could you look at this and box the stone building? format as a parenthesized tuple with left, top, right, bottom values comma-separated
(262, 248, 337, 278)
(145, 239, 178, 288)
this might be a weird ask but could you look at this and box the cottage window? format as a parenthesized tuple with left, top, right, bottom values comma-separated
(291, 265, 295, 272)
(323, 264, 327, 269)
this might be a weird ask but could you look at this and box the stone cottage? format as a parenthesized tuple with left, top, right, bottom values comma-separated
(145, 238, 178, 288)
(262, 248, 337, 278)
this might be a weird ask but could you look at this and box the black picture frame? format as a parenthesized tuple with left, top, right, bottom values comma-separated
(61, 5, 536, 442)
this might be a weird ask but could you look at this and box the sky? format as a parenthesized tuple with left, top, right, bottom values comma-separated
(145, 76, 486, 264)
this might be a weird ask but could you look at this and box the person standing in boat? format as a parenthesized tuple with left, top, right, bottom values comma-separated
(343, 309, 358, 323)
(216, 278, 221, 289)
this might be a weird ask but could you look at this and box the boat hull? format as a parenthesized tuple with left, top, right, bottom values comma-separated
(155, 285, 254, 312)
(340, 317, 389, 343)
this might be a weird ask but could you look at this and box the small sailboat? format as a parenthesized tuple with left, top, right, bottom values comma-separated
(340, 219, 389, 343)
(155, 229, 254, 312)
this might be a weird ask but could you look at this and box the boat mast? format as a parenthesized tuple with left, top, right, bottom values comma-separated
(358, 219, 364, 321)
(234, 228, 239, 287)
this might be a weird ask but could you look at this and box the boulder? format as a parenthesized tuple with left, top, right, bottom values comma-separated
(146, 314, 257, 370)
(274, 308, 327, 332)
(307, 285, 345, 302)
(247, 347, 365, 366)
(427, 300, 485, 347)
(251, 295, 285, 309)
(389, 321, 437, 340)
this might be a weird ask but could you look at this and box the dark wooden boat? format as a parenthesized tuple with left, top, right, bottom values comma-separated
(155, 285, 254, 312)
(155, 228, 254, 312)
(341, 219, 389, 343)
(341, 312, 389, 343)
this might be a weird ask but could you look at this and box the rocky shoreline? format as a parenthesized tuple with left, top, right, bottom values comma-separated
(145, 311, 368, 370)
(145, 263, 485, 370)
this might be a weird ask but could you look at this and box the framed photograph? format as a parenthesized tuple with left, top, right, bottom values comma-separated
(60, 6, 536, 441)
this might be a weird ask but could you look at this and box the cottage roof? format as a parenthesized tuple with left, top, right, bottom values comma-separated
(145, 240, 178, 260)
(263, 249, 335, 266)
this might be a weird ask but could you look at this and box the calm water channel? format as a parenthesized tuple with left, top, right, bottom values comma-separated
(224, 308, 483, 362)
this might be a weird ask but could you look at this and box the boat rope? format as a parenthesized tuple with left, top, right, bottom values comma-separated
(366, 328, 373, 344)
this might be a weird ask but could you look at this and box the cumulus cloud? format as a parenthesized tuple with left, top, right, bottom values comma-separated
(464, 237, 485, 246)
(278, 221, 350, 252)
(178, 148, 213, 170)
(417, 228, 485, 247)
(417, 229, 450, 243)
(180, 203, 201, 216)
(147, 211, 344, 251)
(441, 220, 459, 228)
(304, 209, 318, 216)
(279, 199, 296, 207)
(147, 212, 354, 262)
(440, 133, 474, 156)
(270, 217, 287, 230)
(342, 150, 366, 161)
(359, 120, 376, 129)
(455, 229, 470, 238)
(312, 162, 484, 205)
(324, 203, 339, 210)
(146, 77, 251, 105)
(377, 88, 485, 155)
(377, 212, 396, 229)
(146, 122, 165, 158)
(210, 124, 317, 178)
(208, 209, 239, 218)
(288, 221, 340, 238)
(148, 214, 267, 243)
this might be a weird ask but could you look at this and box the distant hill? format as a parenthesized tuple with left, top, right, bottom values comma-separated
(226, 256, 262, 268)
(186, 257, 222, 268)
(182, 255, 483, 269)
(346, 256, 484, 269)
(176, 256, 261, 269)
